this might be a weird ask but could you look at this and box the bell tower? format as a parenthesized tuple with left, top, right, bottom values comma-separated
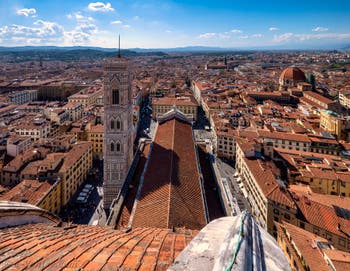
(103, 37, 133, 208)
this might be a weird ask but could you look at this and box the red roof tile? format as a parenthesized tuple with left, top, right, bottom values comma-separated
(0, 223, 196, 271)
(132, 117, 207, 230)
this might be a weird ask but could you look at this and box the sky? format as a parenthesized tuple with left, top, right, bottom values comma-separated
(0, 0, 350, 49)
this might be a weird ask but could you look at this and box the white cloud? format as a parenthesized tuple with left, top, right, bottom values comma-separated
(0, 17, 100, 46)
(111, 20, 122, 25)
(133, 16, 140, 20)
(123, 25, 131, 28)
(88, 2, 114, 12)
(67, 12, 95, 22)
(16, 8, 36, 17)
(312, 26, 328, 32)
(273, 32, 350, 43)
(0, 20, 64, 45)
(231, 29, 242, 33)
(239, 35, 249, 39)
(273, 32, 294, 43)
(269, 27, 279, 31)
(198, 32, 217, 39)
(165, 30, 172, 33)
(251, 34, 263, 38)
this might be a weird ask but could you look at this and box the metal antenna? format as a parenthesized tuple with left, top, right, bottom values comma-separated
(118, 35, 121, 58)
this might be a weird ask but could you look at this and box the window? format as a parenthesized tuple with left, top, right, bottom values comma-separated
(111, 142, 114, 152)
(112, 89, 119, 104)
(116, 142, 121, 152)
(117, 119, 121, 130)
(111, 120, 115, 129)
(284, 213, 291, 220)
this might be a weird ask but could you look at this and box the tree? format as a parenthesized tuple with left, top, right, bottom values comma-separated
(307, 73, 316, 91)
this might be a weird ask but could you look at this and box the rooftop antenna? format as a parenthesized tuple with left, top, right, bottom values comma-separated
(118, 34, 121, 58)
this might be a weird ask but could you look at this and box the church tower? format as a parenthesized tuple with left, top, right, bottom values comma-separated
(103, 41, 133, 208)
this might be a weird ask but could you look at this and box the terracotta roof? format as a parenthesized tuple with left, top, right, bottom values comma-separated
(132, 117, 207, 230)
(0, 179, 55, 206)
(59, 142, 92, 173)
(303, 91, 335, 105)
(0, 223, 196, 271)
(243, 157, 295, 209)
(258, 129, 311, 142)
(289, 184, 350, 213)
(276, 221, 330, 271)
(293, 194, 350, 239)
(280, 67, 306, 81)
(152, 96, 197, 107)
(89, 124, 104, 133)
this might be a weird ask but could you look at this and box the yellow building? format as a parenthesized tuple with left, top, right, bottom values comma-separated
(320, 110, 348, 140)
(235, 139, 297, 236)
(276, 221, 350, 271)
(152, 96, 198, 121)
(216, 126, 235, 160)
(288, 185, 350, 253)
(68, 87, 103, 108)
(339, 91, 350, 109)
(58, 141, 93, 206)
(274, 148, 350, 197)
(0, 179, 61, 214)
(87, 124, 104, 160)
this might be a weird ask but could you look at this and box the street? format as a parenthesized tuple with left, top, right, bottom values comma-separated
(216, 157, 251, 214)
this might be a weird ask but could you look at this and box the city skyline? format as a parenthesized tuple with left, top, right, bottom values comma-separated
(0, 0, 350, 49)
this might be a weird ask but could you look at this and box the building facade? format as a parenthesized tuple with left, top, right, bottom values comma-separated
(103, 56, 133, 208)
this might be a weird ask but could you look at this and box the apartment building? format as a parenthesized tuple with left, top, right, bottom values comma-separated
(87, 124, 104, 160)
(152, 96, 198, 121)
(276, 221, 350, 271)
(216, 127, 235, 160)
(258, 130, 311, 158)
(0, 179, 61, 214)
(15, 118, 51, 141)
(68, 87, 103, 108)
(8, 89, 38, 105)
(275, 148, 350, 197)
(6, 135, 32, 157)
(58, 142, 92, 206)
(62, 102, 83, 122)
(235, 139, 297, 236)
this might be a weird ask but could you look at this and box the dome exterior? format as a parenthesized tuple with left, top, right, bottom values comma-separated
(280, 67, 306, 82)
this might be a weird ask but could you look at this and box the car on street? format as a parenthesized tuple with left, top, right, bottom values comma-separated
(76, 196, 87, 204)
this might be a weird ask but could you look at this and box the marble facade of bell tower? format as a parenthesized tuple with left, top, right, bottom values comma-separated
(103, 55, 133, 208)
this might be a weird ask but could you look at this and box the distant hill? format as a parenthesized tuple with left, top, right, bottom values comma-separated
(130, 46, 227, 53)
(0, 46, 117, 52)
(0, 46, 167, 62)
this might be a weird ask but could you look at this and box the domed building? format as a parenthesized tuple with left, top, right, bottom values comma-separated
(279, 66, 306, 91)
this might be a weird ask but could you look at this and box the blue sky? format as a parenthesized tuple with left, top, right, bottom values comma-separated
(0, 0, 350, 48)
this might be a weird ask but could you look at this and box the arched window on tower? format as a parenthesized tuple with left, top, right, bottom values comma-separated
(116, 142, 121, 152)
(112, 89, 119, 104)
(111, 142, 114, 152)
(116, 119, 121, 130)
(111, 119, 115, 129)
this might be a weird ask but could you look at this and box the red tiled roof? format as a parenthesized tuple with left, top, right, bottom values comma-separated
(0, 179, 55, 205)
(132, 118, 207, 230)
(294, 194, 350, 239)
(0, 223, 197, 271)
(280, 67, 306, 81)
(276, 221, 330, 271)
(243, 157, 295, 209)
